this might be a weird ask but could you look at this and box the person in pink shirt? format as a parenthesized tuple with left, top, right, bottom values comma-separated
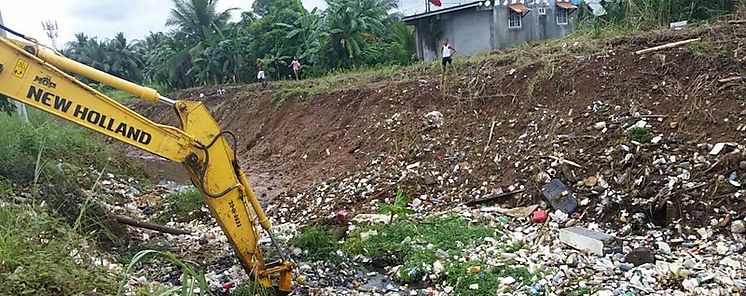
(290, 56, 301, 80)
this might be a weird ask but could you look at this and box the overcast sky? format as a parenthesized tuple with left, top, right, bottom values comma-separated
(0, 0, 437, 48)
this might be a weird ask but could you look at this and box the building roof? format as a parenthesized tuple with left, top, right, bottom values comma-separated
(401, 0, 582, 23)
(402, 1, 483, 23)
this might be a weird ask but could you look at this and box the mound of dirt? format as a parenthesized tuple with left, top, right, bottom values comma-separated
(131, 23, 746, 229)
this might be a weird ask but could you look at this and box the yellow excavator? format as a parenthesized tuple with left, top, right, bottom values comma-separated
(0, 25, 293, 293)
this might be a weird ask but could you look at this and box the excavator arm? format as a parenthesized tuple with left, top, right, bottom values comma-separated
(0, 31, 292, 293)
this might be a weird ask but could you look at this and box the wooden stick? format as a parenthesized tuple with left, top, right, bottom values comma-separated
(115, 215, 191, 235)
(465, 189, 526, 206)
(718, 76, 743, 83)
(728, 20, 746, 24)
(634, 38, 701, 55)
(639, 114, 668, 119)
(543, 155, 582, 168)
(485, 120, 497, 150)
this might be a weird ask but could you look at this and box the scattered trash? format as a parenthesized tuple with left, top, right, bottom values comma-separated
(530, 210, 548, 223)
(625, 247, 655, 266)
(337, 209, 349, 222)
(542, 179, 578, 214)
(424, 111, 444, 129)
(481, 204, 537, 217)
(670, 20, 688, 30)
(732, 220, 745, 234)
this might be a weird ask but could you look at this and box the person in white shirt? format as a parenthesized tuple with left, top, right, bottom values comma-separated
(441, 38, 457, 76)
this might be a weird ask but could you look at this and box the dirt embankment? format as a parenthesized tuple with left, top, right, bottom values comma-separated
(132, 23, 746, 226)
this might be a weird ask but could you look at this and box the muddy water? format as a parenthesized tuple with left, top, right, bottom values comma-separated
(134, 156, 287, 206)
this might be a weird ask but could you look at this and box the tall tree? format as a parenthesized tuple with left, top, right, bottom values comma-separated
(163, 0, 237, 87)
(166, 0, 236, 41)
(106, 33, 142, 81)
(321, 0, 398, 67)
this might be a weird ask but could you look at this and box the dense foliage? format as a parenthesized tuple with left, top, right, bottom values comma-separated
(594, 0, 735, 28)
(63, 0, 416, 89)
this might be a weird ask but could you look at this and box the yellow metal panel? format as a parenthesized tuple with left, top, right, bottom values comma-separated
(175, 101, 270, 281)
(0, 37, 192, 162)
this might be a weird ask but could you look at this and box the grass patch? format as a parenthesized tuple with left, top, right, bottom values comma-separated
(154, 188, 204, 223)
(118, 249, 208, 296)
(686, 40, 729, 62)
(567, 286, 596, 296)
(289, 225, 340, 261)
(0, 111, 145, 185)
(526, 57, 557, 99)
(0, 204, 119, 295)
(628, 127, 653, 143)
(231, 282, 273, 296)
(115, 242, 170, 265)
(445, 261, 534, 296)
(343, 216, 498, 283)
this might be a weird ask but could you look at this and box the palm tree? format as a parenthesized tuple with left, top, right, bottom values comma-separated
(107, 33, 142, 81)
(166, 0, 236, 41)
(163, 0, 237, 87)
(322, 0, 398, 66)
(64, 33, 90, 60)
(276, 9, 323, 60)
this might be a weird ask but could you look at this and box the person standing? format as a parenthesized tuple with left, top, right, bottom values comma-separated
(256, 59, 267, 87)
(441, 38, 456, 77)
(290, 56, 301, 80)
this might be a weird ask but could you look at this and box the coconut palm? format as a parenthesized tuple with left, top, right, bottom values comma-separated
(166, 0, 236, 42)
(106, 33, 142, 81)
(322, 0, 398, 66)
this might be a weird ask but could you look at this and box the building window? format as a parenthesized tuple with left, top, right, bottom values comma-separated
(538, 7, 546, 15)
(556, 8, 569, 25)
(509, 10, 522, 28)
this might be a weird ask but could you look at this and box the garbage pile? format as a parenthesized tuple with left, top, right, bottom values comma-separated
(271, 97, 746, 231)
(266, 95, 746, 294)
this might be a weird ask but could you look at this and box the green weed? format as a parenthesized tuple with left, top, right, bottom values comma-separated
(289, 225, 340, 261)
(115, 242, 170, 265)
(106, 89, 136, 104)
(628, 127, 653, 143)
(343, 216, 497, 283)
(567, 286, 595, 296)
(445, 261, 535, 296)
(376, 188, 415, 222)
(231, 282, 273, 296)
(686, 41, 729, 62)
(117, 249, 209, 296)
(154, 188, 205, 223)
(0, 204, 119, 295)
(527, 58, 557, 99)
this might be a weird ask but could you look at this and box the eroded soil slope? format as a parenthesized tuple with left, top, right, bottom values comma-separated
(132, 23, 746, 227)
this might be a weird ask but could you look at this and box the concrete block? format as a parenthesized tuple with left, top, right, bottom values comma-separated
(559, 227, 622, 256)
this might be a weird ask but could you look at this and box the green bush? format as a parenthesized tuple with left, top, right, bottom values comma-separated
(153, 188, 205, 223)
(343, 216, 497, 283)
(289, 225, 340, 261)
(628, 127, 653, 143)
(0, 204, 119, 295)
(445, 261, 534, 296)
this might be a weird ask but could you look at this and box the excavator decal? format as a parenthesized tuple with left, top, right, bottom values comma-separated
(25, 85, 153, 144)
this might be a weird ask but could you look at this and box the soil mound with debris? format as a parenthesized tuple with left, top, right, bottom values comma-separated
(132, 23, 746, 229)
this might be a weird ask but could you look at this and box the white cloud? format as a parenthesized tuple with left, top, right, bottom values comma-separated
(1, 0, 426, 48)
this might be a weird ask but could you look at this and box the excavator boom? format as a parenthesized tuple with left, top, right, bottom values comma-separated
(0, 30, 292, 293)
